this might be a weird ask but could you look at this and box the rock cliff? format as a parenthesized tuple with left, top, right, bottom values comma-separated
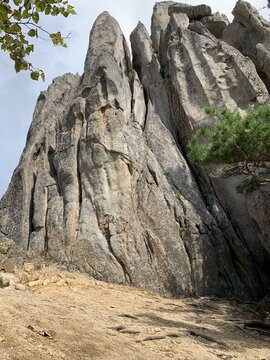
(0, 1, 269, 298)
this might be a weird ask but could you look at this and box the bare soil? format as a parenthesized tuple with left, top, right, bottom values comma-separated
(0, 266, 270, 360)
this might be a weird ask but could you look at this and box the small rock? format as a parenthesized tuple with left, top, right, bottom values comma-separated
(0, 272, 17, 288)
(28, 280, 43, 287)
(23, 262, 35, 273)
(0, 239, 15, 255)
(15, 283, 26, 291)
(0, 258, 17, 273)
(42, 279, 51, 286)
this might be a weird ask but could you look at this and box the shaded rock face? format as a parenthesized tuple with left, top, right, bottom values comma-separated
(246, 187, 270, 256)
(0, 3, 270, 298)
(222, 0, 270, 91)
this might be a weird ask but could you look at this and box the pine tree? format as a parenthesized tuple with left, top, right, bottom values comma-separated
(188, 104, 270, 193)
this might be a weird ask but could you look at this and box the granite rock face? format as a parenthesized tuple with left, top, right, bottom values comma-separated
(222, 0, 270, 91)
(0, 3, 270, 298)
(150, 2, 270, 273)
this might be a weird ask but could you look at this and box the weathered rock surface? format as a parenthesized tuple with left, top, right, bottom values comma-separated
(0, 2, 270, 298)
(151, 3, 270, 272)
(246, 187, 270, 256)
(222, 0, 270, 90)
(0, 272, 17, 288)
(201, 12, 229, 38)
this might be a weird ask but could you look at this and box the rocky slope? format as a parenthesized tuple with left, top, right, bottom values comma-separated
(0, 0, 269, 298)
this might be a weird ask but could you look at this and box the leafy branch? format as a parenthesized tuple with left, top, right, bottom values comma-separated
(0, 0, 76, 80)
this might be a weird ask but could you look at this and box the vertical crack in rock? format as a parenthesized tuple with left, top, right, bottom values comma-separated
(48, 146, 60, 195)
(105, 228, 132, 284)
(77, 139, 83, 209)
(142, 230, 154, 262)
(44, 186, 50, 253)
(27, 173, 37, 250)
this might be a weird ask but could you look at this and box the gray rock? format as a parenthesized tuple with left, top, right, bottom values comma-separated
(151, 2, 212, 54)
(0, 259, 17, 273)
(160, 12, 269, 145)
(23, 262, 35, 273)
(222, 0, 270, 90)
(0, 236, 15, 253)
(170, 13, 190, 31)
(168, 3, 211, 19)
(148, 1, 270, 282)
(0, 73, 81, 251)
(246, 186, 270, 255)
(201, 12, 229, 38)
(15, 283, 26, 291)
(151, 2, 178, 53)
(0, 273, 17, 288)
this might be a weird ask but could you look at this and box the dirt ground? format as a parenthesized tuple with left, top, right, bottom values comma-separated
(0, 266, 270, 360)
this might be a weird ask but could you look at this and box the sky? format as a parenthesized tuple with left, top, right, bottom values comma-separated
(0, 0, 268, 197)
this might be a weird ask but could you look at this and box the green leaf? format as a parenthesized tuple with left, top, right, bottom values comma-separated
(50, 31, 63, 45)
(13, 0, 22, 5)
(45, 5, 51, 15)
(22, 9, 30, 19)
(20, 60, 28, 70)
(67, 5, 76, 14)
(25, 44, 34, 55)
(0, 4, 9, 14)
(32, 12, 39, 24)
(9, 52, 16, 60)
(14, 59, 21, 73)
(13, 11, 22, 21)
(28, 29, 36, 37)
(30, 71, 39, 81)
(10, 23, 21, 33)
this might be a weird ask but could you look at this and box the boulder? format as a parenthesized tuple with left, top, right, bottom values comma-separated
(0, 259, 17, 273)
(151, 2, 212, 54)
(201, 12, 229, 38)
(0, 273, 17, 288)
(222, 0, 270, 90)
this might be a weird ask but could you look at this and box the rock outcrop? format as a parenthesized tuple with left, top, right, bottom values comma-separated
(150, 1, 270, 274)
(222, 0, 270, 91)
(0, 2, 269, 298)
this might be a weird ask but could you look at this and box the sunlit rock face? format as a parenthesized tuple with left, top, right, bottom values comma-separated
(0, 2, 269, 298)
(222, 0, 270, 91)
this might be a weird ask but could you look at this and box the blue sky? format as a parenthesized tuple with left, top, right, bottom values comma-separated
(0, 0, 267, 197)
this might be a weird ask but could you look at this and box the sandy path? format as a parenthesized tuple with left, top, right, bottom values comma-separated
(0, 267, 269, 359)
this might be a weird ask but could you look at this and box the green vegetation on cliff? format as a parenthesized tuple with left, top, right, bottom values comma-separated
(188, 104, 270, 193)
